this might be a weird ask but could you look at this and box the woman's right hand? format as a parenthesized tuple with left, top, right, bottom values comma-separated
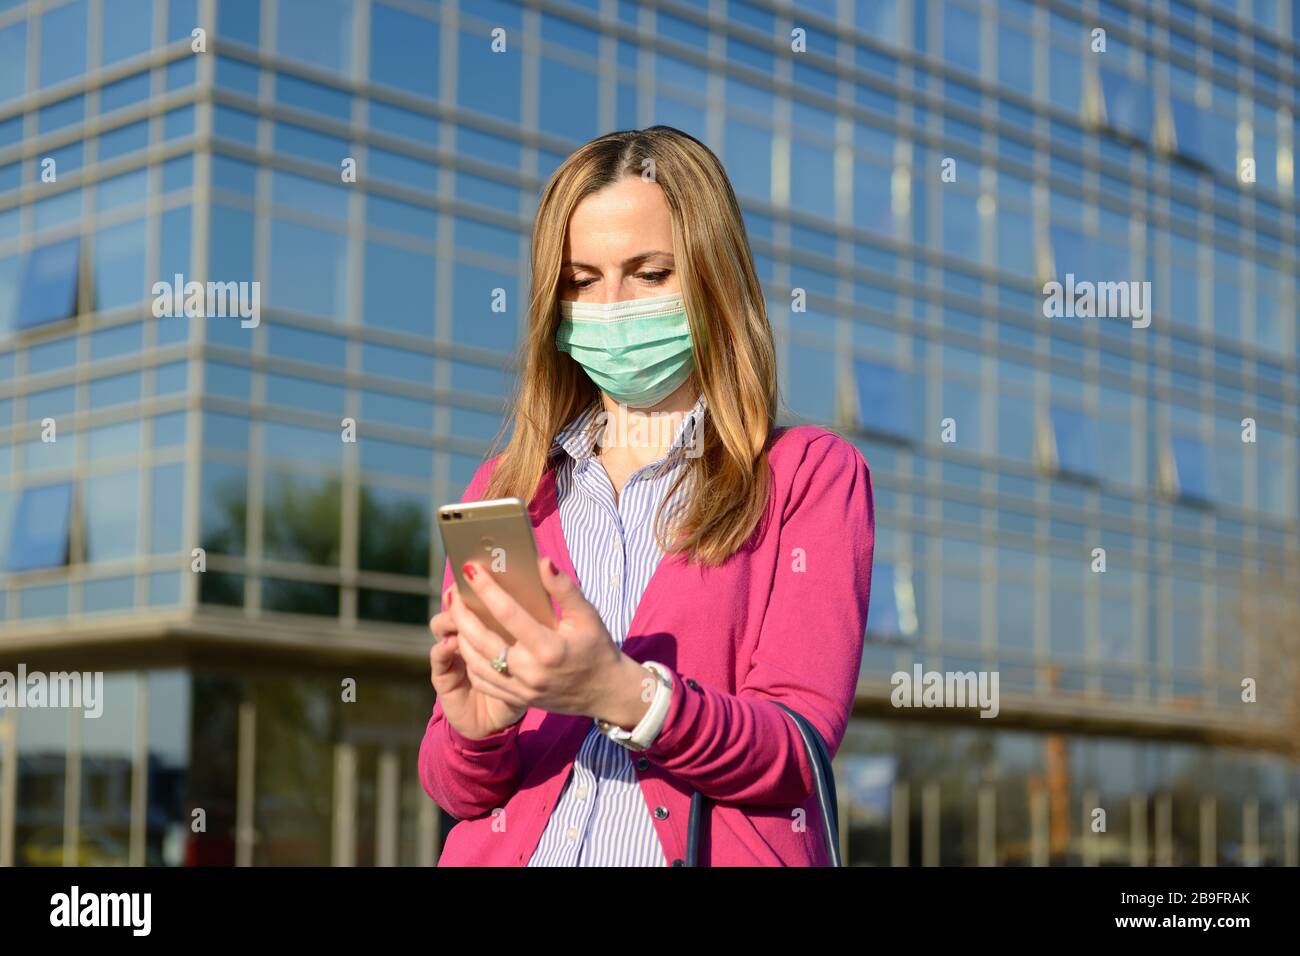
(429, 588, 527, 739)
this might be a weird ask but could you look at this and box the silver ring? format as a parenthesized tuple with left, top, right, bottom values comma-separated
(491, 646, 510, 676)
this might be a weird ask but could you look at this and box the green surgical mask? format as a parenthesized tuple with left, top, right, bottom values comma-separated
(556, 292, 695, 407)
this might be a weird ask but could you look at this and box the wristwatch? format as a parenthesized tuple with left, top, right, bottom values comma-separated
(595, 661, 674, 751)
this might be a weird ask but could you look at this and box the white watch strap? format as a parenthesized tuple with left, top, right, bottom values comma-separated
(597, 661, 673, 751)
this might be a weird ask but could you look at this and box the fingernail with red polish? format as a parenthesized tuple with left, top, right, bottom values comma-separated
(548, 559, 560, 576)
(462, 563, 476, 581)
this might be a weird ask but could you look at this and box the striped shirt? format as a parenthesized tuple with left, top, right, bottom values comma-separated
(527, 394, 706, 867)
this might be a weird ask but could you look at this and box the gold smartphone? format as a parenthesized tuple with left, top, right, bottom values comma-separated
(437, 497, 557, 644)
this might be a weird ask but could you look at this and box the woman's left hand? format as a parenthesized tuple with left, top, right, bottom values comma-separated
(449, 557, 655, 729)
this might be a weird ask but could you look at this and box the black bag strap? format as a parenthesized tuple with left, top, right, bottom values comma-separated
(685, 702, 841, 866)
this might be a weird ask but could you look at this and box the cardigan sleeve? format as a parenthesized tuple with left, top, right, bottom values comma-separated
(417, 455, 527, 820)
(644, 432, 874, 807)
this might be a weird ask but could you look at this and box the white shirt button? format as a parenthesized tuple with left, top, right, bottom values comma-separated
(575, 786, 589, 800)
(566, 827, 578, 842)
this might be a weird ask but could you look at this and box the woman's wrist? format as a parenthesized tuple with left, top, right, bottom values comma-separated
(592, 653, 656, 730)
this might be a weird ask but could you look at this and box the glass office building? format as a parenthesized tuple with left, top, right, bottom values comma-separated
(0, 0, 1297, 866)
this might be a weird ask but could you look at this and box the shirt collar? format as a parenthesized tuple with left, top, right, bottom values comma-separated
(551, 394, 708, 471)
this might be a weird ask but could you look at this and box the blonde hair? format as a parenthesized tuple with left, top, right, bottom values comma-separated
(484, 126, 777, 566)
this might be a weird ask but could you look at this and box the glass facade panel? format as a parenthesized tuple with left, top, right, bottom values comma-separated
(0, 0, 1291, 872)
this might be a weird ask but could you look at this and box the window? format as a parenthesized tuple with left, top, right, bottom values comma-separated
(363, 241, 435, 336)
(1212, 248, 1243, 342)
(272, 121, 348, 165)
(1049, 220, 1086, 279)
(1099, 68, 1152, 141)
(274, 73, 350, 120)
(450, 407, 503, 442)
(167, 0, 199, 43)
(453, 216, 519, 259)
(1047, 44, 1081, 115)
(942, 2, 980, 75)
(1049, 555, 1085, 658)
(539, 58, 597, 142)
(215, 56, 260, 96)
(1256, 426, 1290, 519)
(790, 136, 835, 219)
(214, 105, 258, 145)
(450, 261, 517, 351)
(853, 155, 894, 238)
(263, 472, 341, 567)
(271, 170, 349, 219)
(856, 0, 900, 42)
(87, 421, 141, 461)
(0, 251, 20, 337)
(997, 204, 1033, 277)
(266, 373, 345, 416)
(208, 204, 255, 294)
(458, 27, 521, 122)
(263, 578, 339, 616)
(40, 95, 85, 134)
(40, 0, 88, 89)
(0, 20, 27, 106)
(1048, 404, 1097, 480)
(28, 335, 77, 374)
(369, 3, 438, 99)
(995, 546, 1034, 652)
(276, 0, 353, 75)
(84, 470, 140, 563)
(97, 168, 149, 213)
(1099, 575, 1134, 664)
(200, 461, 247, 556)
(940, 378, 983, 451)
(939, 563, 981, 644)
(941, 187, 980, 262)
(89, 325, 141, 361)
(217, 0, 261, 45)
(359, 589, 428, 625)
(151, 463, 185, 554)
(160, 206, 191, 287)
(725, 118, 772, 203)
(855, 359, 911, 441)
(268, 219, 349, 321)
(362, 342, 433, 384)
(1166, 432, 1212, 503)
(93, 219, 147, 312)
(361, 438, 432, 481)
(17, 238, 81, 332)
(369, 101, 440, 147)
(359, 485, 430, 576)
(263, 421, 341, 470)
(865, 561, 918, 640)
(101, 0, 155, 65)
(997, 22, 1032, 96)
(785, 340, 836, 422)
(361, 390, 433, 432)
(1213, 414, 1244, 504)
(101, 71, 150, 114)
(267, 323, 346, 368)
(366, 195, 438, 238)
(997, 391, 1035, 464)
(1097, 386, 1136, 486)
(7, 482, 73, 572)
(455, 172, 520, 214)
(368, 147, 438, 195)
(1253, 262, 1284, 354)
(1170, 93, 1205, 165)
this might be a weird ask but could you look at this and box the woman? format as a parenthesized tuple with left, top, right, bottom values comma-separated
(419, 126, 874, 866)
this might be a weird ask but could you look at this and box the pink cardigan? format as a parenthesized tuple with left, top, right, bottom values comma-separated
(418, 425, 874, 866)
